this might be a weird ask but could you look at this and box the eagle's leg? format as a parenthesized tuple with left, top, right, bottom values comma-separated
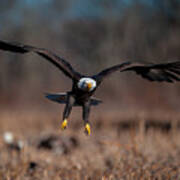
(61, 94, 74, 130)
(82, 101, 91, 135)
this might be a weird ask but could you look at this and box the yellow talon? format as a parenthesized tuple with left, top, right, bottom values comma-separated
(85, 123, 91, 135)
(61, 119, 68, 130)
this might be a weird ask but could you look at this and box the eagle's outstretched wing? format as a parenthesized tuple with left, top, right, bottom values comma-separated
(0, 40, 82, 80)
(93, 61, 180, 84)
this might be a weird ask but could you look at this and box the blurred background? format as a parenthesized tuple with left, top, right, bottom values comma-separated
(0, 0, 180, 112)
(1, 1, 180, 179)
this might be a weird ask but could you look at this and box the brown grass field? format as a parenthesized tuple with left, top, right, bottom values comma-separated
(0, 108, 180, 180)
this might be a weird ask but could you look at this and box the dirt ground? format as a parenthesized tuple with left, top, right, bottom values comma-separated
(0, 108, 180, 180)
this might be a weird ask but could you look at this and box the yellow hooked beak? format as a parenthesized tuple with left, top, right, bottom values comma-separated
(87, 82, 92, 91)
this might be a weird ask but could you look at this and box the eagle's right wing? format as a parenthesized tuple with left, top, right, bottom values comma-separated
(0, 40, 82, 80)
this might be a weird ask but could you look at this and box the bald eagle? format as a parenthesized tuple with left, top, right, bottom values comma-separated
(0, 40, 180, 135)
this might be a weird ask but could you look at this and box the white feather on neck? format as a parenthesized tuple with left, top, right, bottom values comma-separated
(78, 78, 96, 91)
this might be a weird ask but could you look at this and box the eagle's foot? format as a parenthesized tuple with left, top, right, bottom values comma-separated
(61, 119, 68, 130)
(84, 123, 91, 136)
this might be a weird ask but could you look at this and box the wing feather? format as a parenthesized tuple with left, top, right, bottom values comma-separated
(93, 61, 180, 84)
(0, 40, 81, 80)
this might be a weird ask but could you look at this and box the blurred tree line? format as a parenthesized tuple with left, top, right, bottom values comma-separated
(0, 0, 180, 111)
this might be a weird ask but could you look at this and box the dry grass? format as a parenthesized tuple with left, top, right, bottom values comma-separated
(0, 109, 180, 180)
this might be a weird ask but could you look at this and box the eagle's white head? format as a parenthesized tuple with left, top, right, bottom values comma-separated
(78, 78, 96, 92)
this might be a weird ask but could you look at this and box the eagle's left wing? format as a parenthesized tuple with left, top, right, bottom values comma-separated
(93, 61, 180, 84)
